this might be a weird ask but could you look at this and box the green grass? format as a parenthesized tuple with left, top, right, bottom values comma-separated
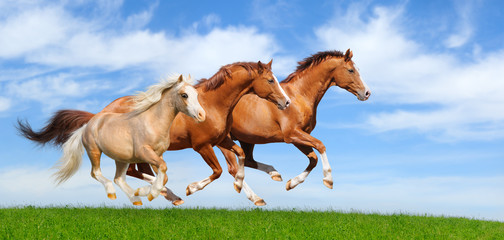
(1, 207, 503, 239)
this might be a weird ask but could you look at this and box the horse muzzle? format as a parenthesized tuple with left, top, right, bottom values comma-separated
(358, 90, 371, 101)
(277, 99, 291, 110)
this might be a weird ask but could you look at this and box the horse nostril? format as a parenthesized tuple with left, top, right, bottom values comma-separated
(198, 111, 205, 120)
(365, 91, 371, 97)
(286, 100, 291, 106)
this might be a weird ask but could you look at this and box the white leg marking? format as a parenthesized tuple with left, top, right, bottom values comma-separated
(242, 181, 265, 206)
(320, 151, 333, 189)
(320, 152, 332, 180)
(234, 156, 245, 193)
(141, 173, 155, 183)
(287, 171, 310, 190)
(187, 177, 212, 195)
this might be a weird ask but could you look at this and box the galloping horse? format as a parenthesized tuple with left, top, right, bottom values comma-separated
(123, 49, 371, 205)
(19, 61, 290, 206)
(19, 75, 205, 205)
(218, 49, 370, 196)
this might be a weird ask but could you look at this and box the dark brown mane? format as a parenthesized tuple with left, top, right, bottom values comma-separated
(282, 50, 344, 83)
(195, 62, 262, 91)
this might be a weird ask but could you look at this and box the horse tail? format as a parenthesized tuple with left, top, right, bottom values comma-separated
(17, 110, 94, 147)
(53, 124, 87, 185)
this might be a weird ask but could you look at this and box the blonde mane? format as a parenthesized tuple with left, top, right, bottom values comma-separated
(130, 74, 193, 115)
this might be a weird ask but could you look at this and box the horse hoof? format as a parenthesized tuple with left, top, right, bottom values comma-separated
(172, 199, 184, 206)
(147, 194, 154, 201)
(286, 180, 293, 191)
(134, 189, 140, 196)
(133, 201, 143, 206)
(107, 193, 117, 200)
(271, 174, 283, 182)
(323, 179, 333, 189)
(233, 183, 242, 193)
(186, 186, 192, 196)
(254, 199, 266, 206)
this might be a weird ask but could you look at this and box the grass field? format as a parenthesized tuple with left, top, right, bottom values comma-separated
(1, 206, 503, 239)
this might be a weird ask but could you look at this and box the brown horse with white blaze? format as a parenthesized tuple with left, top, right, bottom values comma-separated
(217, 49, 370, 195)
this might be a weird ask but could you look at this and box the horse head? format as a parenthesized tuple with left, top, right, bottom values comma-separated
(331, 49, 371, 101)
(250, 60, 291, 109)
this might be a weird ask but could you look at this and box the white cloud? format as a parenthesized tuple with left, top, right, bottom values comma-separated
(0, 1, 280, 113)
(123, 1, 158, 31)
(0, 6, 70, 58)
(443, 1, 474, 48)
(0, 97, 11, 111)
(6, 73, 108, 112)
(315, 4, 504, 141)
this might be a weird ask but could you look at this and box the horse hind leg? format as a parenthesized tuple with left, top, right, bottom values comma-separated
(286, 144, 318, 191)
(114, 162, 142, 206)
(87, 149, 116, 200)
(285, 129, 333, 189)
(186, 145, 222, 196)
(217, 138, 266, 206)
(241, 141, 282, 181)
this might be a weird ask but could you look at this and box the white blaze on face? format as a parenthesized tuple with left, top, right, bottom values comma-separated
(183, 85, 204, 121)
(354, 66, 371, 100)
(273, 74, 291, 103)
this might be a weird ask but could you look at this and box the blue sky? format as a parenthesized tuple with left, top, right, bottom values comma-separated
(1, 0, 503, 221)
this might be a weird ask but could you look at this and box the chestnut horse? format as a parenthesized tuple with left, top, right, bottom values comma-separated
(20, 75, 205, 205)
(19, 61, 290, 206)
(125, 49, 371, 205)
(218, 49, 370, 197)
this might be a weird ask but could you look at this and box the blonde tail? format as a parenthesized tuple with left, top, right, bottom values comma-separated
(53, 124, 87, 185)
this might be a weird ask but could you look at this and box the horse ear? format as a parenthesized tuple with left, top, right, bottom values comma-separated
(177, 74, 184, 83)
(188, 74, 192, 81)
(344, 49, 353, 62)
(257, 61, 264, 74)
(266, 59, 273, 69)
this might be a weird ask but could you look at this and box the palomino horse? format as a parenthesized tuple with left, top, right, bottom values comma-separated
(19, 61, 290, 206)
(19, 75, 205, 205)
(123, 49, 371, 205)
(218, 49, 371, 196)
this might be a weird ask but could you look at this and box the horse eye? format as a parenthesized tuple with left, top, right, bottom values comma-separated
(267, 79, 274, 84)
(348, 69, 354, 73)
(181, 93, 188, 99)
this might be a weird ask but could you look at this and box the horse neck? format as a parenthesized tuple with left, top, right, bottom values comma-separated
(286, 59, 339, 109)
(199, 69, 255, 116)
(138, 90, 179, 134)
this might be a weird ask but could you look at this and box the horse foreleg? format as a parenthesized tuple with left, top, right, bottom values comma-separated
(218, 138, 266, 206)
(134, 146, 167, 201)
(284, 129, 333, 189)
(136, 171, 184, 206)
(114, 162, 142, 206)
(186, 144, 222, 196)
(240, 141, 282, 181)
(126, 163, 183, 205)
(285, 144, 318, 191)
